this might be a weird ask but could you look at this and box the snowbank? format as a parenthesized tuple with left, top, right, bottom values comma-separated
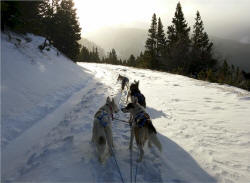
(1, 32, 90, 147)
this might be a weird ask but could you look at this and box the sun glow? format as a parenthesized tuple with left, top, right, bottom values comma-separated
(74, 0, 171, 35)
(74, 0, 250, 42)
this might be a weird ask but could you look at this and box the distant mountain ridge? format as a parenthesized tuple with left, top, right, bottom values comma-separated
(78, 38, 106, 58)
(86, 27, 147, 60)
(210, 36, 250, 71)
(86, 27, 250, 71)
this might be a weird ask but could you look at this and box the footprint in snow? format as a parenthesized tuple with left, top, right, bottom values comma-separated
(121, 134, 129, 140)
(170, 179, 185, 183)
(212, 106, 224, 110)
(83, 123, 91, 129)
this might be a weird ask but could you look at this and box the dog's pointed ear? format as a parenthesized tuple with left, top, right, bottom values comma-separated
(106, 96, 111, 103)
(136, 80, 139, 86)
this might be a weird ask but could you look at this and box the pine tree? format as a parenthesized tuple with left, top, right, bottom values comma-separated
(173, 2, 190, 44)
(192, 11, 213, 52)
(190, 11, 214, 73)
(166, 25, 176, 53)
(145, 13, 159, 69)
(38, 0, 65, 46)
(78, 46, 90, 62)
(95, 47, 100, 61)
(166, 2, 191, 72)
(156, 17, 166, 56)
(1, 1, 42, 33)
(145, 13, 157, 56)
(230, 64, 235, 84)
(107, 48, 118, 64)
(236, 66, 241, 83)
(1, 1, 21, 31)
(218, 60, 230, 83)
(127, 54, 136, 67)
(52, 0, 81, 61)
(222, 60, 229, 76)
(37, 0, 54, 43)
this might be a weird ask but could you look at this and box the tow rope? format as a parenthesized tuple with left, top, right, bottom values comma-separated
(113, 117, 130, 124)
(110, 146, 125, 183)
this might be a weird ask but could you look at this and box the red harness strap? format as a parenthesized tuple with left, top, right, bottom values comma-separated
(109, 105, 114, 121)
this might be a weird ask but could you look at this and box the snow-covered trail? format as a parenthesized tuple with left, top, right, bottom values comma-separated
(2, 62, 250, 183)
(2, 77, 95, 177)
(79, 63, 250, 183)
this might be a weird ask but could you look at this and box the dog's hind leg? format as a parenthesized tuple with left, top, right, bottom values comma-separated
(126, 90, 130, 103)
(105, 127, 114, 155)
(148, 139, 152, 148)
(149, 133, 162, 152)
(97, 136, 106, 163)
(129, 126, 134, 150)
(137, 144, 144, 162)
(91, 122, 97, 143)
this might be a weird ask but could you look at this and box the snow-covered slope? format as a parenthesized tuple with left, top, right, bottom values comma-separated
(1, 32, 92, 147)
(1, 33, 250, 183)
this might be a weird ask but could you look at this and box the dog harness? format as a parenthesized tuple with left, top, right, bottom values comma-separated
(97, 104, 114, 127)
(109, 105, 114, 121)
(134, 111, 150, 128)
(97, 110, 109, 127)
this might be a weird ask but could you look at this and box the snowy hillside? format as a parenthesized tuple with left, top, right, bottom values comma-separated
(1, 32, 92, 147)
(1, 33, 250, 183)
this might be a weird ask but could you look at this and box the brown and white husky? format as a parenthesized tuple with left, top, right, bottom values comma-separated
(121, 100, 162, 162)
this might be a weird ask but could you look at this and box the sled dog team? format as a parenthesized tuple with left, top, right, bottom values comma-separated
(92, 74, 162, 163)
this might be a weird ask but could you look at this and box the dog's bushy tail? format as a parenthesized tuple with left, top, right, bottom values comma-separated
(98, 136, 106, 145)
(149, 133, 162, 152)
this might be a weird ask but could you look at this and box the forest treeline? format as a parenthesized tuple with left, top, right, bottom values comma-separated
(80, 2, 250, 91)
(1, 0, 81, 61)
(1, 1, 249, 90)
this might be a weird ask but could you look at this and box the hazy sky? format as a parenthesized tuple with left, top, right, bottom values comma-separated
(74, 0, 250, 42)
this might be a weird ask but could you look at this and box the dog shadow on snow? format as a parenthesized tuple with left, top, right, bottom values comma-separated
(151, 132, 217, 183)
(135, 106, 216, 183)
(146, 106, 170, 119)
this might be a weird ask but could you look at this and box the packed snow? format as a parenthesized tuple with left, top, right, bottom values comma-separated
(1, 33, 250, 183)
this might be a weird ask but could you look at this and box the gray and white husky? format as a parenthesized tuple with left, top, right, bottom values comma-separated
(122, 100, 162, 162)
(92, 97, 119, 163)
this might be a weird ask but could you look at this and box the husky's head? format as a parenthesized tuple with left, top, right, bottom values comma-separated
(117, 74, 122, 81)
(106, 97, 119, 113)
(130, 80, 139, 92)
(121, 98, 141, 114)
(121, 103, 136, 113)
